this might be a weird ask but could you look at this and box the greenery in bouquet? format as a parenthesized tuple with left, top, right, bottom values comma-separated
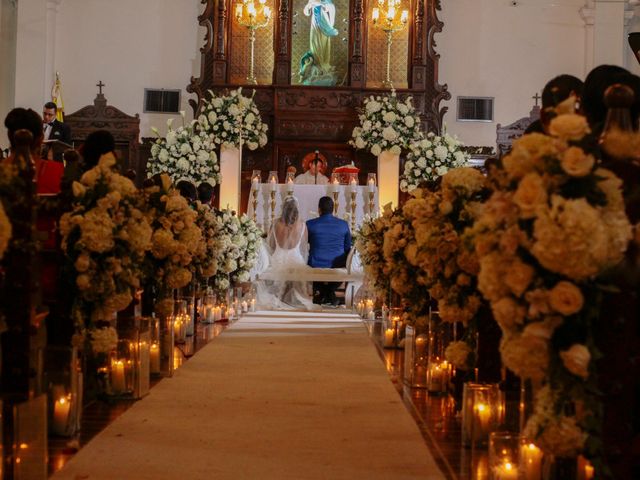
(192, 201, 220, 284)
(350, 90, 423, 156)
(232, 214, 263, 284)
(148, 112, 220, 187)
(199, 88, 268, 150)
(468, 113, 633, 459)
(60, 153, 152, 329)
(400, 132, 469, 193)
(141, 174, 202, 299)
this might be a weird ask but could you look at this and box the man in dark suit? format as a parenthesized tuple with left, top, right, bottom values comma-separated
(42, 101, 71, 160)
(306, 196, 352, 306)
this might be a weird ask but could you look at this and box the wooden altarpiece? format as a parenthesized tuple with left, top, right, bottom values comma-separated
(65, 92, 143, 185)
(187, 0, 449, 211)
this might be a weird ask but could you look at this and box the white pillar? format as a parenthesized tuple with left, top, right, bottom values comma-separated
(219, 144, 242, 212)
(377, 150, 399, 210)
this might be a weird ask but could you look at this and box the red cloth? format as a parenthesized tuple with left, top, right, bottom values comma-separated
(35, 159, 64, 195)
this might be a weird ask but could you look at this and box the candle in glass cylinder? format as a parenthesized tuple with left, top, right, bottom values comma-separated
(493, 461, 518, 480)
(269, 176, 277, 192)
(427, 362, 446, 392)
(111, 360, 126, 394)
(52, 395, 71, 435)
(250, 298, 256, 312)
(383, 328, 395, 348)
(241, 300, 248, 313)
(521, 442, 542, 480)
(150, 342, 161, 374)
(474, 402, 491, 441)
(368, 177, 376, 192)
(415, 334, 428, 357)
(367, 310, 376, 321)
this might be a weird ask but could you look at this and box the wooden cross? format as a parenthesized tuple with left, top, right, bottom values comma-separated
(532, 92, 541, 107)
(96, 81, 105, 95)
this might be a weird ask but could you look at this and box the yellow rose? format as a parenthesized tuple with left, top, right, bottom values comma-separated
(513, 173, 547, 219)
(76, 274, 91, 290)
(559, 344, 590, 379)
(491, 297, 525, 332)
(561, 147, 594, 177)
(548, 114, 590, 141)
(504, 258, 535, 297)
(74, 253, 91, 272)
(72, 181, 86, 197)
(548, 281, 584, 316)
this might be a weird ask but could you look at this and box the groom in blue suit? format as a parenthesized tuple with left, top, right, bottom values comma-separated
(306, 196, 352, 305)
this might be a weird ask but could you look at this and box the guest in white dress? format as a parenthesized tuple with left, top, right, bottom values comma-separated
(255, 197, 319, 310)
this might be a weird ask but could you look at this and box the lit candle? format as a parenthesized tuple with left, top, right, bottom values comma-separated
(383, 328, 395, 348)
(228, 306, 236, 319)
(350, 176, 358, 190)
(250, 298, 256, 312)
(400, 10, 408, 24)
(252, 175, 259, 187)
(372, 7, 379, 23)
(415, 334, 428, 357)
(263, 6, 271, 19)
(493, 461, 518, 480)
(427, 362, 445, 392)
(235, 3, 243, 19)
(269, 176, 277, 192)
(367, 310, 375, 320)
(474, 402, 491, 442)
(386, 6, 395, 21)
(111, 360, 126, 394)
(52, 395, 71, 435)
(521, 443, 543, 480)
(241, 300, 248, 313)
(247, 2, 256, 17)
(150, 342, 161, 374)
(368, 177, 376, 192)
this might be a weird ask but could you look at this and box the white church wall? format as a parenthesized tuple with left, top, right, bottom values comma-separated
(0, 0, 18, 148)
(438, 0, 588, 148)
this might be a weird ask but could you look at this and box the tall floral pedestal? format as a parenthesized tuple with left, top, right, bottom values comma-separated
(377, 150, 400, 209)
(220, 145, 242, 212)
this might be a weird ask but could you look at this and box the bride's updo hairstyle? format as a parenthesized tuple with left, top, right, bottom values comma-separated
(281, 197, 299, 225)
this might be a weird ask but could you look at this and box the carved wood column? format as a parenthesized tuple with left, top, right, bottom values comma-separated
(410, 0, 426, 89)
(273, 0, 291, 84)
(349, 0, 366, 87)
(213, 0, 229, 83)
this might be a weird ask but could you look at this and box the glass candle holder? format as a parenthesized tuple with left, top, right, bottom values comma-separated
(403, 325, 429, 388)
(44, 346, 82, 437)
(462, 382, 504, 447)
(111, 318, 151, 399)
(179, 296, 196, 337)
(381, 307, 403, 349)
(520, 440, 543, 480)
(489, 432, 521, 480)
(202, 293, 217, 324)
(173, 300, 188, 344)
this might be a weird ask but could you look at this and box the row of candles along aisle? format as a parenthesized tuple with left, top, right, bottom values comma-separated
(355, 296, 595, 480)
(47, 287, 254, 439)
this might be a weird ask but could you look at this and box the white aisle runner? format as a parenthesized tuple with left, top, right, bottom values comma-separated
(53, 312, 445, 480)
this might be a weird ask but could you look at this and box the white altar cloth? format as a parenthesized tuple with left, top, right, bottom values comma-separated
(247, 184, 379, 231)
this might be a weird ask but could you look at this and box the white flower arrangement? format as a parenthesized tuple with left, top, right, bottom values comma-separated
(192, 201, 220, 283)
(89, 326, 118, 354)
(350, 90, 423, 157)
(232, 214, 263, 284)
(148, 112, 220, 187)
(0, 201, 11, 260)
(60, 153, 152, 327)
(400, 132, 470, 192)
(199, 88, 268, 151)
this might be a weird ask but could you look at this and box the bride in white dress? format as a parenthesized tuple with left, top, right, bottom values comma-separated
(255, 197, 319, 310)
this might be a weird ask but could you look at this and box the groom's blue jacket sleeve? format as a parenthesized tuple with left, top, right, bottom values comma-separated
(306, 215, 352, 268)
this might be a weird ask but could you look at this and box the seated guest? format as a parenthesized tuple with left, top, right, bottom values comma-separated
(295, 153, 329, 185)
(197, 182, 215, 207)
(80, 130, 116, 172)
(176, 180, 197, 204)
(4, 107, 64, 194)
(306, 196, 351, 306)
(525, 74, 584, 134)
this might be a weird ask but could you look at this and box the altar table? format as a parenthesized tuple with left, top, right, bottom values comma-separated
(247, 184, 379, 231)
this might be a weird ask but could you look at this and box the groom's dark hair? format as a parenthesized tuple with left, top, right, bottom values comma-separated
(318, 196, 334, 215)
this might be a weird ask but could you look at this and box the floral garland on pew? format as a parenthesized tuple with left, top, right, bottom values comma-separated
(199, 87, 268, 150)
(401, 132, 470, 193)
(355, 208, 394, 303)
(401, 167, 489, 370)
(60, 154, 152, 331)
(148, 112, 221, 187)
(192, 201, 221, 285)
(468, 113, 633, 462)
(232, 214, 263, 285)
(350, 90, 423, 157)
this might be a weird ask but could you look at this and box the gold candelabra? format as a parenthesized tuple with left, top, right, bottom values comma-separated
(234, 0, 272, 85)
(372, 0, 408, 89)
(252, 189, 259, 221)
(333, 191, 340, 215)
(368, 191, 376, 217)
(350, 191, 357, 231)
(270, 190, 276, 224)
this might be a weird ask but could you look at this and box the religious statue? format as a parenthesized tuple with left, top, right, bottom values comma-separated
(299, 0, 338, 86)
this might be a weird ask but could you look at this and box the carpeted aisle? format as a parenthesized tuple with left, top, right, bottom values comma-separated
(53, 311, 445, 480)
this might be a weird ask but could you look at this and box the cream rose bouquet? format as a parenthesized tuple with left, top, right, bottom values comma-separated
(231, 214, 263, 284)
(355, 210, 393, 302)
(60, 154, 152, 328)
(350, 90, 423, 157)
(141, 175, 202, 297)
(148, 112, 220, 186)
(210, 209, 243, 294)
(468, 113, 633, 457)
(401, 132, 469, 192)
(192, 201, 220, 284)
(199, 88, 268, 150)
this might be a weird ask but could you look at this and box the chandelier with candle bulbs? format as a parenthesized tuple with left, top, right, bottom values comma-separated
(234, 0, 272, 85)
(371, 0, 408, 89)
